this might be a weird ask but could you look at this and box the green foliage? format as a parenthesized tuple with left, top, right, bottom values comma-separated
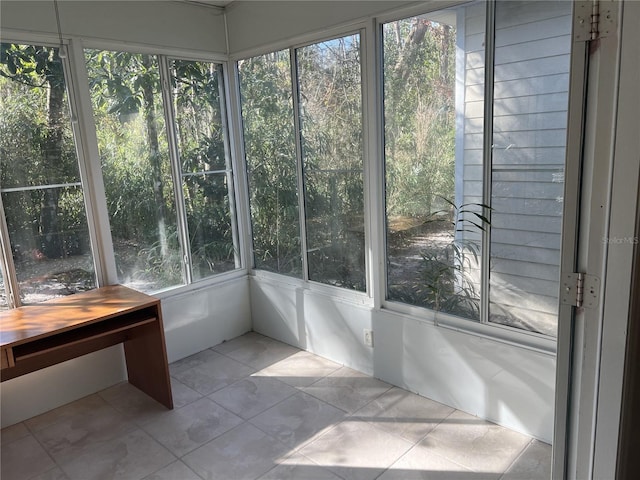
(239, 51, 302, 276)
(171, 60, 236, 279)
(1, 43, 88, 259)
(0, 43, 64, 89)
(416, 200, 490, 319)
(137, 228, 183, 288)
(297, 35, 366, 290)
(384, 19, 456, 217)
(86, 50, 237, 287)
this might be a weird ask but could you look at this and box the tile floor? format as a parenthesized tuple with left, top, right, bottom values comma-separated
(1, 332, 552, 480)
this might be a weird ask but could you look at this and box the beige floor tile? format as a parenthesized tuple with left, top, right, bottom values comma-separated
(30, 466, 71, 480)
(0, 434, 56, 480)
(379, 443, 500, 480)
(211, 331, 266, 355)
(171, 351, 256, 395)
(258, 452, 343, 479)
(0, 422, 30, 445)
(99, 379, 202, 426)
(249, 392, 345, 449)
(8, 333, 549, 480)
(182, 423, 290, 480)
(59, 429, 174, 480)
(142, 397, 242, 456)
(169, 348, 219, 376)
(99, 382, 169, 425)
(143, 460, 202, 480)
(352, 387, 455, 443)
(209, 375, 298, 419)
(501, 440, 552, 480)
(254, 351, 342, 387)
(219, 334, 300, 370)
(299, 419, 413, 480)
(170, 377, 204, 408)
(32, 396, 137, 465)
(302, 366, 392, 413)
(24, 394, 108, 433)
(421, 410, 531, 474)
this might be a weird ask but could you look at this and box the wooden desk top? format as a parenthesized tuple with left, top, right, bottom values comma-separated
(0, 285, 159, 348)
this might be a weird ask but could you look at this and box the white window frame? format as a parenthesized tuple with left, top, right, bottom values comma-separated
(0, 33, 247, 307)
(0, 36, 101, 307)
(236, 27, 372, 300)
(375, 0, 572, 354)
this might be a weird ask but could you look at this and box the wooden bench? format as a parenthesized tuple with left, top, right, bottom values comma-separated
(0, 285, 173, 409)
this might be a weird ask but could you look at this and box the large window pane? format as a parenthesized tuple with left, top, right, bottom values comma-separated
(297, 34, 365, 291)
(488, 0, 572, 337)
(384, 6, 484, 319)
(239, 51, 302, 277)
(171, 59, 237, 280)
(0, 43, 96, 304)
(86, 50, 182, 292)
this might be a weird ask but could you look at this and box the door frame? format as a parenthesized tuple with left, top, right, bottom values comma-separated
(553, 1, 638, 479)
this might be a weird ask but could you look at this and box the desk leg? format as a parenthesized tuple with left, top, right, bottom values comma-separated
(123, 319, 173, 409)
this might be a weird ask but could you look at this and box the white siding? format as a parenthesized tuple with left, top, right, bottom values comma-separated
(458, 0, 572, 335)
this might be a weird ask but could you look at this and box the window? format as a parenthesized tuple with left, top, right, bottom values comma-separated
(0, 43, 96, 306)
(384, 8, 482, 318)
(239, 50, 302, 277)
(86, 50, 182, 292)
(297, 34, 365, 291)
(170, 59, 239, 281)
(383, 0, 572, 337)
(488, 0, 572, 336)
(240, 34, 365, 292)
(86, 50, 240, 292)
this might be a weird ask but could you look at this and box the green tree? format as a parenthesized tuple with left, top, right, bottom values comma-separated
(384, 19, 456, 217)
(239, 51, 302, 275)
(171, 59, 236, 277)
(86, 50, 171, 257)
(0, 44, 71, 259)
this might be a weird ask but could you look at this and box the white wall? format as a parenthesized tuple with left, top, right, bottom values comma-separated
(1, 276, 251, 427)
(1, 346, 126, 429)
(250, 275, 556, 442)
(226, 0, 414, 55)
(0, 0, 227, 53)
(160, 276, 252, 363)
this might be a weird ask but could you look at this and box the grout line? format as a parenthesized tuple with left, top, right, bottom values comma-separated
(10, 334, 547, 480)
(500, 437, 535, 479)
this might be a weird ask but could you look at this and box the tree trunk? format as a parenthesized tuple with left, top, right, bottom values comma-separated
(40, 78, 65, 259)
(140, 55, 168, 257)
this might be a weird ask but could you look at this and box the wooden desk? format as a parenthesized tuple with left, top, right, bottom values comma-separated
(0, 285, 173, 409)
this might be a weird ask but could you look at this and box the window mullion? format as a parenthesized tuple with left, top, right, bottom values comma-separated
(159, 56, 192, 285)
(291, 48, 310, 282)
(480, 0, 497, 325)
(226, 61, 253, 272)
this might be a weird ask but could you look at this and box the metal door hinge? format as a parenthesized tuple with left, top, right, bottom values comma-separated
(575, 0, 617, 42)
(562, 272, 600, 308)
